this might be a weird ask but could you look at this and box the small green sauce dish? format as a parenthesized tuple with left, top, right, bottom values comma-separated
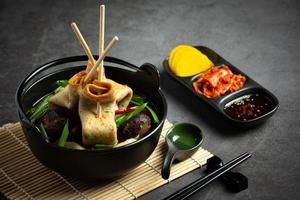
(161, 123, 204, 179)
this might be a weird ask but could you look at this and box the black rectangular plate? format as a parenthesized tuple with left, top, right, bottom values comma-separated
(163, 46, 279, 127)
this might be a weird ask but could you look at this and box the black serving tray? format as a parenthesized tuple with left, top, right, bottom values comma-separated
(163, 46, 279, 127)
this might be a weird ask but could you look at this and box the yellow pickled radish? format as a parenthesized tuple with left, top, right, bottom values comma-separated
(168, 45, 188, 68)
(174, 48, 213, 76)
(171, 46, 197, 73)
(168, 45, 214, 77)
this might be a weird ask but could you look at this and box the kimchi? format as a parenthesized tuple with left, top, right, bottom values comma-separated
(193, 65, 246, 98)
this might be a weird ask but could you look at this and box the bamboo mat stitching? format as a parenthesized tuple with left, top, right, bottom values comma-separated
(115, 180, 137, 199)
(0, 168, 34, 200)
(2, 124, 89, 200)
(190, 157, 203, 167)
(144, 160, 161, 176)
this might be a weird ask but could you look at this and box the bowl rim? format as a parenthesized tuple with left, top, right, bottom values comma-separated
(16, 55, 168, 153)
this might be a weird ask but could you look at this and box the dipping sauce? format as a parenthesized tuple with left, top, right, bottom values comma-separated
(168, 124, 202, 150)
(224, 93, 274, 120)
(170, 132, 199, 150)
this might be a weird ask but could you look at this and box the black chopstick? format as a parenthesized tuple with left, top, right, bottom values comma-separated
(163, 152, 252, 200)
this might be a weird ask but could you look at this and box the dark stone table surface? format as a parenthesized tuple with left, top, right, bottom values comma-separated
(1, 0, 299, 199)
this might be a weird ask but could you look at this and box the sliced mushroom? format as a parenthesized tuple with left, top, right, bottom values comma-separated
(117, 113, 152, 142)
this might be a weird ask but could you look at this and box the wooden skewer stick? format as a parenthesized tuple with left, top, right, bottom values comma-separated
(98, 5, 105, 80)
(84, 36, 119, 83)
(97, 4, 105, 118)
(70, 22, 95, 67)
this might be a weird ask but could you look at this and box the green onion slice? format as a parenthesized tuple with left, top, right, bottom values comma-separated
(131, 94, 146, 104)
(58, 120, 69, 147)
(39, 123, 49, 142)
(29, 95, 51, 123)
(130, 100, 160, 123)
(56, 80, 69, 87)
(115, 103, 148, 127)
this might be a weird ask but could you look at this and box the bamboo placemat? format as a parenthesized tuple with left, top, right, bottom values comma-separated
(0, 120, 213, 200)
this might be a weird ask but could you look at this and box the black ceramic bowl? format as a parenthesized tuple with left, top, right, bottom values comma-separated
(16, 56, 167, 180)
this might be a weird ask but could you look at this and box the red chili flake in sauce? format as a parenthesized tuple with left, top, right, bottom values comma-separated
(224, 94, 274, 120)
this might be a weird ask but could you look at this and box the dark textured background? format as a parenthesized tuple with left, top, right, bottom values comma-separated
(1, 0, 300, 199)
